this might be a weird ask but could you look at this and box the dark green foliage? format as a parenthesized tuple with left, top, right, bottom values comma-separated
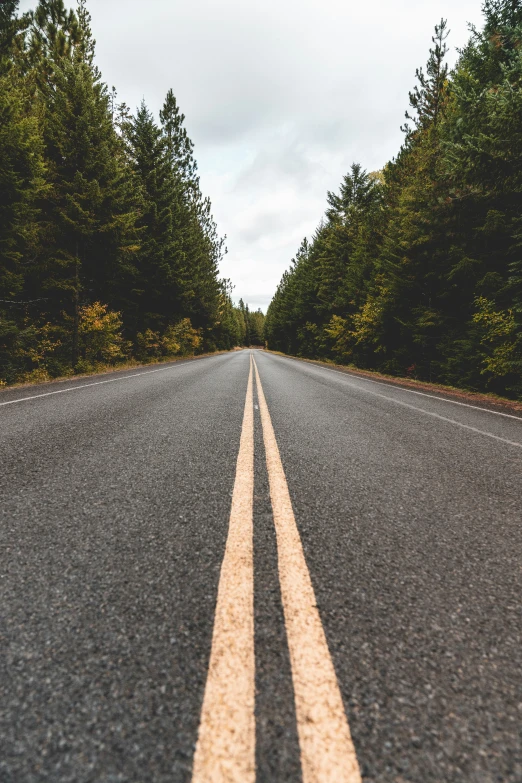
(39, 54, 139, 365)
(123, 101, 180, 335)
(160, 88, 197, 185)
(403, 18, 449, 134)
(266, 5, 522, 398)
(236, 299, 265, 346)
(0, 0, 233, 384)
(0, 1, 20, 61)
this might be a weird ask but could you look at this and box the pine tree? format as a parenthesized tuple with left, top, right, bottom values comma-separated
(319, 164, 382, 322)
(0, 1, 20, 61)
(32, 0, 137, 367)
(441, 0, 522, 392)
(0, 0, 48, 383)
(26, 0, 79, 87)
(266, 7, 522, 396)
(248, 309, 266, 345)
(403, 18, 450, 136)
(1, 0, 230, 383)
(238, 299, 251, 345)
(75, 0, 96, 69)
(125, 101, 180, 335)
(158, 88, 224, 341)
(160, 88, 197, 185)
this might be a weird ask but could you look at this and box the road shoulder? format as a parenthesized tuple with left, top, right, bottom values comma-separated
(264, 350, 522, 418)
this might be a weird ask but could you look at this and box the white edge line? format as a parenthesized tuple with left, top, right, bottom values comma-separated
(364, 389, 522, 449)
(0, 357, 218, 407)
(263, 354, 522, 450)
(273, 353, 522, 422)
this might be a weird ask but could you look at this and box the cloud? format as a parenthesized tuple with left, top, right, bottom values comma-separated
(19, 0, 484, 309)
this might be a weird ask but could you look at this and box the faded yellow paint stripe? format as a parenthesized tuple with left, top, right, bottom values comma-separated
(191, 355, 255, 783)
(253, 357, 361, 783)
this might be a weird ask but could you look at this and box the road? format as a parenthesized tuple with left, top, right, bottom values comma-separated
(1, 349, 521, 782)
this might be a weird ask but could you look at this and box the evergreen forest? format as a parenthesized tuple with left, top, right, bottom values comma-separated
(0, 0, 260, 386)
(265, 1, 522, 399)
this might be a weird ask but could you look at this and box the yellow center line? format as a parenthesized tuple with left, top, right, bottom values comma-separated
(191, 354, 255, 783)
(253, 356, 362, 783)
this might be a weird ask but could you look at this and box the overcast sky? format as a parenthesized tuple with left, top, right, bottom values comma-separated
(20, 0, 484, 311)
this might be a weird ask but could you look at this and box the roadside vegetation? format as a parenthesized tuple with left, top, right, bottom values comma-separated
(265, 1, 522, 400)
(0, 0, 254, 387)
(236, 299, 265, 347)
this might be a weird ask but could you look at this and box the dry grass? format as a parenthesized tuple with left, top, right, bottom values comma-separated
(0, 350, 235, 393)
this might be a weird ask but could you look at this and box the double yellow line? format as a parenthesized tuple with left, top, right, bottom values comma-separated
(191, 355, 361, 783)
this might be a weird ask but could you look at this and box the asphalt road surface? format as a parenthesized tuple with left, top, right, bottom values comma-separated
(1, 349, 521, 782)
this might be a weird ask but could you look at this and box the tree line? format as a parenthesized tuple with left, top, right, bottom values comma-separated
(265, 0, 522, 399)
(0, 0, 254, 386)
(236, 299, 265, 346)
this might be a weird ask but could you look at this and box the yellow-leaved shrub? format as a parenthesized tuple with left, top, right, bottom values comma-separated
(135, 319, 202, 361)
(76, 302, 127, 371)
(472, 297, 519, 377)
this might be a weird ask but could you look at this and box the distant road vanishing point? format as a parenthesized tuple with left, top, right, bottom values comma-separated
(1, 349, 521, 782)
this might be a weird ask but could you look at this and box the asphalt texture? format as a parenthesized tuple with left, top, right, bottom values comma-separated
(1, 349, 521, 782)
